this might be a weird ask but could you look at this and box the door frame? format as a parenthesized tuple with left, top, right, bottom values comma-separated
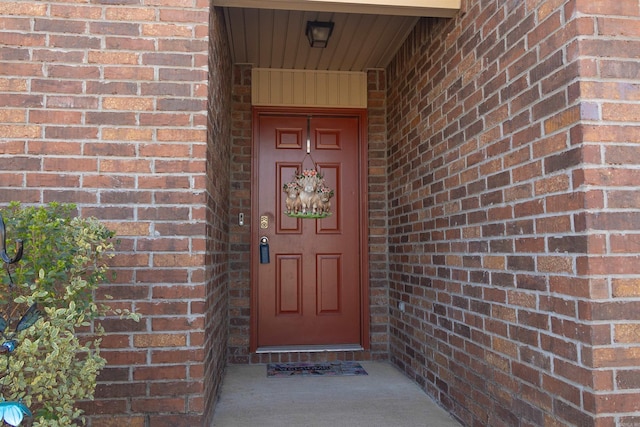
(249, 106, 370, 352)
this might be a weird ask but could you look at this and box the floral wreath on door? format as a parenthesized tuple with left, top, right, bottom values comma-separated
(282, 155, 334, 219)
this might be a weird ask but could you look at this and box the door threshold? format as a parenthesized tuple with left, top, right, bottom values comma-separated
(255, 344, 364, 354)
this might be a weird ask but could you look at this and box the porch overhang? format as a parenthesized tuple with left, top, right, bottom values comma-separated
(211, 0, 461, 18)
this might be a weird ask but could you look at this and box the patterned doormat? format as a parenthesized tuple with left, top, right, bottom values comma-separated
(267, 361, 368, 377)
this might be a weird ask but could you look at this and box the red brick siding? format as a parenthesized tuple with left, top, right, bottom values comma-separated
(202, 6, 232, 427)
(226, 68, 390, 364)
(386, 0, 640, 425)
(0, 0, 216, 425)
(4, 0, 639, 424)
(227, 64, 252, 364)
(576, 0, 640, 426)
(367, 69, 392, 356)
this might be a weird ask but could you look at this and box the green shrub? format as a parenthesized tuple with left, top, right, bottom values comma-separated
(0, 303, 106, 427)
(1, 202, 113, 312)
(0, 202, 135, 426)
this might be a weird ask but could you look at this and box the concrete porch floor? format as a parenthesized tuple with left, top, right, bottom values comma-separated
(211, 361, 463, 426)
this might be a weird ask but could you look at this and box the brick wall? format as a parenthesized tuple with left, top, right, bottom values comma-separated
(386, 0, 640, 426)
(578, 1, 640, 425)
(203, 6, 232, 427)
(0, 0, 217, 425)
(227, 64, 252, 363)
(367, 69, 391, 356)
(226, 67, 391, 364)
(4, 0, 639, 424)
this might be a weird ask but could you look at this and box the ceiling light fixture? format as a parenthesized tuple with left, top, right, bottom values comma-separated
(305, 21, 335, 48)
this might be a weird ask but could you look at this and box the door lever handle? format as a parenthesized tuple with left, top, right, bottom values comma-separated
(259, 236, 270, 264)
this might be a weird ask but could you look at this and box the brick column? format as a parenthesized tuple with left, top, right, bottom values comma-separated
(367, 69, 391, 357)
(228, 64, 253, 364)
(0, 1, 220, 425)
(203, 6, 232, 427)
(385, 0, 640, 426)
(576, 1, 640, 425)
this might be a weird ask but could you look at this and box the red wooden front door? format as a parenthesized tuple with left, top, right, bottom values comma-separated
(252, 110, 364, 349)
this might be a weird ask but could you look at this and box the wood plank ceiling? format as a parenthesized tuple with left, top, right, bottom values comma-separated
(213, 0, 461, 72)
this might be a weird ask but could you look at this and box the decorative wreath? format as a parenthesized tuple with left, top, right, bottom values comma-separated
(283, 168, 334, 219)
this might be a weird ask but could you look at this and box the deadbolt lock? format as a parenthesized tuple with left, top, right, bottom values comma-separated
(260, 215, 268, 229)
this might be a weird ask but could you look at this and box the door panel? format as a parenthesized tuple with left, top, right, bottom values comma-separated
(276, 255, 302, 314)
(317, 254, 341, 313)
(255, 113, 361, 348)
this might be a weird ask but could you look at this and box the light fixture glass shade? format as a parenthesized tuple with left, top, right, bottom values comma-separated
(305, 21, 334, 48)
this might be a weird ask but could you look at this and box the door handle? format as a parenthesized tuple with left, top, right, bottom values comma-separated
(259, 236, 270, 264)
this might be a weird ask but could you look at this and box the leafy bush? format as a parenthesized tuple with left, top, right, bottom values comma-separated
(0, 202, 133, 426)
(0, 304, 106, 427)
(1, 202, 113, 312)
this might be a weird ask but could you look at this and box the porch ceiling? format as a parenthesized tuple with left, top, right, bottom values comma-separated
(212, 0, 461, 71)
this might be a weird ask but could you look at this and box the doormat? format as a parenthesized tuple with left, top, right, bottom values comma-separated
(267, 361, 368, 378)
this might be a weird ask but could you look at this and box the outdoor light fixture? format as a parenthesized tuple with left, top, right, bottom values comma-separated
(306, 21, 334, 48)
